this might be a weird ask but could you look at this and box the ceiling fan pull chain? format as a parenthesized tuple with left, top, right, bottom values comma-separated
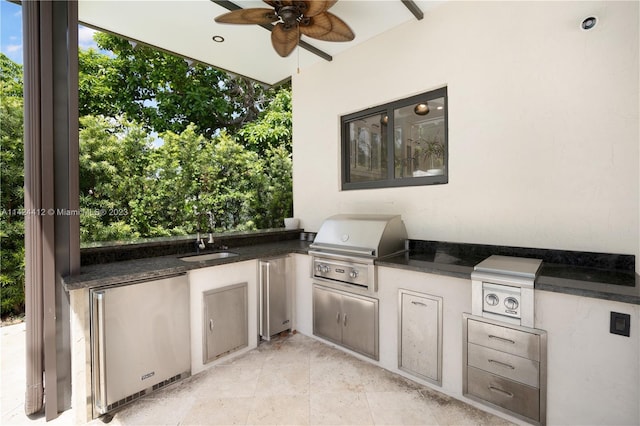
(297, 26, 301, 74)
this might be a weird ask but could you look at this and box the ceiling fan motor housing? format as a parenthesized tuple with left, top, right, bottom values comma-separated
(277, 5, 304, 28)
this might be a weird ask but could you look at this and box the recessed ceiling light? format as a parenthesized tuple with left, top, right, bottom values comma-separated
(212, 35, 225, 43)
(436, 106, 443, 110)
(581, 16, 597, 30)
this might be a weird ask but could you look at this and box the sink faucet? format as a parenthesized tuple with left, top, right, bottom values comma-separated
(207, 211, 215, 244)
(195, 231, 206, 253)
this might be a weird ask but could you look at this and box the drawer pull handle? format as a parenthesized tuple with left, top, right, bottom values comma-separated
(411, 301, 428, 307)
(488, 335, 515, 345)
(488, 386, 514, 398)
(488, 359, 515, 370)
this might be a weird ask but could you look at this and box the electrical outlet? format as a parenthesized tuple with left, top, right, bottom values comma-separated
(610, 312, 630, 337)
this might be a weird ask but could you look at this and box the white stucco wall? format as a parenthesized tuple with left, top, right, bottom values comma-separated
(292, 1, 639, 268)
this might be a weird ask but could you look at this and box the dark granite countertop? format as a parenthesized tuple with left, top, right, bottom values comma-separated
(377, 240, 639, 305)
(63, 239, 310, 291)
(63, 235, 639, 305)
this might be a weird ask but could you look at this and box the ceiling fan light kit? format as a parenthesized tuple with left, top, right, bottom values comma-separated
(214, 0, 355, 57)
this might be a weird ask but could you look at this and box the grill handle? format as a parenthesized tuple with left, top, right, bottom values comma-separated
(309, 245, 376, 257)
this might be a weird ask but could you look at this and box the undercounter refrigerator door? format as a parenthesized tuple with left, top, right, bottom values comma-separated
(259, 257, 291, 340)
(91, 274, 190, 415)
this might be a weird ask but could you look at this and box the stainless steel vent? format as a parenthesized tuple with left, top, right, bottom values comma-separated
(105, 389, 146, 413)
(101, 372, 188, 415)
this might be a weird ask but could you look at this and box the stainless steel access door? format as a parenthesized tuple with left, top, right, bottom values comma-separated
(259, 256, 290, 340)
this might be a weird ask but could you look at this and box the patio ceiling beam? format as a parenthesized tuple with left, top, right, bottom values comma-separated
(401, 0, 424, 20)
(211, 0, 333, 62)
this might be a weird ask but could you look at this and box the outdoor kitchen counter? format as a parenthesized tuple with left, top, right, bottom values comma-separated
(378, 241, 640, 305)
(63, 239, 310, 291)
(64, 236, 639, 305)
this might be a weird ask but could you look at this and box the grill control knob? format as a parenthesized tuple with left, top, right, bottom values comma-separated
(349, 270, 359, 279)
(485, 293, 499, 306)
(504, 297, 519, 310)
(316, 264, 330, 274)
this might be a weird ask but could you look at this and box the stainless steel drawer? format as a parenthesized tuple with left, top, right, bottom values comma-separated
(467, 366, 540, 422)
(468, 319, 540, 360)
(468, 343, 539, 387)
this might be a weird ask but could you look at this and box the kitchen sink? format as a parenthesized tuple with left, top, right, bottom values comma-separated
(179, 252, 239, 262)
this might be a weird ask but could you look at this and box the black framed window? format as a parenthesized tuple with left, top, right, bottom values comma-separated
(341, 87, 448, 190)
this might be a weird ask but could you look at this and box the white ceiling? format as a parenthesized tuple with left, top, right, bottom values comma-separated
(78, 1, 439, 86)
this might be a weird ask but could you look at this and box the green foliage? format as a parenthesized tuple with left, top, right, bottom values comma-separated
(76, 119, 292, 241)
(238, 87, 292, 155)
(0, 53, 25, 316)
(79, 33, 272, 138)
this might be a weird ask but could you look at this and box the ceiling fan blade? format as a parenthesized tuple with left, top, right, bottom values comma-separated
(300, 12, 354, 42)
(215, 8, 278, 25)
(299, 13, 332, 38)
(271, 23, 300, 57)
(303, 0, 337, 17)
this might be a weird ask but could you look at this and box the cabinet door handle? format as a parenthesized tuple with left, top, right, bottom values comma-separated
(209, 319, 214, 331)
(265, 262, 271, 338)
(488, 386, 514, 398)
(343, 313, 348, 327)
(488, 359, 515, 369)
(336, 312, 341, 323)
(259, 261, 271, 341)
(411, 301, 428, 307)
(488, 335, 515, 345)
(92, 291, 107, 414)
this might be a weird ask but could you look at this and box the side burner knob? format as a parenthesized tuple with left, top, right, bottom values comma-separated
(485, 293, 499, 306)
(504, 297, 519, 310)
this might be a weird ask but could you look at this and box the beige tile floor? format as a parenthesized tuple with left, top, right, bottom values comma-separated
(2, 323, 514, 425)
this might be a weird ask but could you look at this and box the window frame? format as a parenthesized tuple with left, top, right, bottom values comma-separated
(341, 86, 448, 190)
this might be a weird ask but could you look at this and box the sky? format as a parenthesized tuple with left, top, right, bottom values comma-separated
(1, 0, 161, 147)
(1, 0, 100, 65)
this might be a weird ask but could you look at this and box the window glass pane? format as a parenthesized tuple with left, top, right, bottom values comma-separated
(347, 113, 387, 183)
(394, 96, 446, 179)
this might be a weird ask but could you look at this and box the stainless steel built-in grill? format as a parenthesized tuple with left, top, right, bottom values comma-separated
(309, 214, 408, 293)
(471, 255, 543, 327)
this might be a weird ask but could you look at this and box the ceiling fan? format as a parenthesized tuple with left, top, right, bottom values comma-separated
(214, 1, 355, 58)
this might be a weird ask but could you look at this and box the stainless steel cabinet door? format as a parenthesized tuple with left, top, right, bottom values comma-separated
(313, 284, 379, 360)
(203, 283, 248, 364)
(341, 292, 379, 359)
(259, 257, 290, 340)
(313, 285, 342, 344)
(399, 290, 442, 385)
(91, 275, 190, 414)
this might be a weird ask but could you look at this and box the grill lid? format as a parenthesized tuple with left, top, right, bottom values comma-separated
(309, 214, 407, 258)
